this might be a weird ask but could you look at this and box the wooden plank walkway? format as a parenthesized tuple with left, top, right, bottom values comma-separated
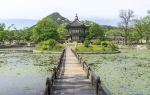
(52, 48, 95, 95)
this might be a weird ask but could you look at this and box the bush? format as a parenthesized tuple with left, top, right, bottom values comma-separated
(147, 43, 150, 49)
(36, 39, 64, 51)
(108, 42, 119, 51)
(93, 40, 101, 45)
(84, 38, 89, 47)
(101, 41, 119, 51)
(101, 41, 108, 47)
(47, 39, 57, 48)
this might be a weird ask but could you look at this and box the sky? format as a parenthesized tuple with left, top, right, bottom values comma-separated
(0, 0, 149, 28)
(0, 0, 149, 20)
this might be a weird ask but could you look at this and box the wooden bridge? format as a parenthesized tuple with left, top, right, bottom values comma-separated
(44, 48, 111, 95)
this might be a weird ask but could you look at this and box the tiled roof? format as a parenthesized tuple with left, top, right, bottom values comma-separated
(66, 14, 89, 28)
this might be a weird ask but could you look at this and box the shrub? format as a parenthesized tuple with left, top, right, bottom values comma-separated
(108, 42, 119, 51)
(101, 41, 119, 51)
(84, 38, 89, 47)
(36, 39, 64, 51)
(147, 43, 150, 49)
(101, 41, 108, 47)
(47, 39, 57, 48)
(93, 40, 101, 45)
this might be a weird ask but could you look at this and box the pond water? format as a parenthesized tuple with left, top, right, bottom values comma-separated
(81, 49, 150, 95)
(0, 47, 60, 95)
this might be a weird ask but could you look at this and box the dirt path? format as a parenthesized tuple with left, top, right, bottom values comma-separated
(53, 48, 94, 95)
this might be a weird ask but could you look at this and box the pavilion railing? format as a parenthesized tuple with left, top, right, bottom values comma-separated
(71, 49, 112, 95)
(44, 49, 66, 95)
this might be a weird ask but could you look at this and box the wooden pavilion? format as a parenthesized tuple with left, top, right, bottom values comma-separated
(66, 14, 89, 42)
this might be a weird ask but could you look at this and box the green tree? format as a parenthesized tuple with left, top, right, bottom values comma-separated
(31, 17, 59, 42)
(84, 38, 89, 47)
(143, 16, 150, 43)
(57, 23, 68, 39)
(134, 15, 150, 43)
(128, 30, 141, 44)
(105, 28, 123, 36)
(0, 23, 5, 31)
(82, 20, 95, 26)
(0, 31, 7, 43)
(87, 23, 105, 40)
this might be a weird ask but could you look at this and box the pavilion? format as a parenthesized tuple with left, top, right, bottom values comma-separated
(66, 14, 89, 43)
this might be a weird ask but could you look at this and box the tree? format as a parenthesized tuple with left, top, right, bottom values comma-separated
(31, 17, 59, 42)
(134, 15, 150, 43)
(84, 38, 89, 47)
(87, 23, 105, 40)
(0, 23, 5, 31)
(0, 31, 7, 43)
(57, 23, 68, 39)
(119, 9, 134, 45)
(128, 30, 141, 44)
(143, 16, 150, 42)
(105, 28, 123, 36)
(82, 20, 95, 26)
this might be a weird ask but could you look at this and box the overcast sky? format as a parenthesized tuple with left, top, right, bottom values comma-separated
(0, 0, 149, 20)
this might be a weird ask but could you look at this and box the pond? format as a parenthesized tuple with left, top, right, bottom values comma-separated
(0, 47, 60, 95)
(81, 49, 150, 95)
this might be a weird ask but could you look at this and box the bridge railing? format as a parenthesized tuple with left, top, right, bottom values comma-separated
(71, 49, 111, 95)
(44, 49, 66, 95)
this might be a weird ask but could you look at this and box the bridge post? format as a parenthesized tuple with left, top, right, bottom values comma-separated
(46, 77, 51, 95)
(79, 57, 82, 63)
(82, 61, 85, 70)
(53, 67, 57, 79)
(96, 76, 101, 95)
(87, 67, 90, 79)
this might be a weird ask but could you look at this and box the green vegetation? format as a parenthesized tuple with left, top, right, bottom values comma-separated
(76, 41, 118, 52)
(36, 39, 65, 51)
(0, 14, 67, 51)
(31, 17, 59, 42)
(0, 11, 149, 52)
(83, 21, 105, 41)
(57, 23, 68, 39)
(80, 49, 150, 95)
(0, 48, 60, 94)
(83, 38, 90, 47)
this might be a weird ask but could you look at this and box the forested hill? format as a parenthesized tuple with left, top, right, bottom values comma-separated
(0, 12, 117, 29)
(46, 12, 70, 25)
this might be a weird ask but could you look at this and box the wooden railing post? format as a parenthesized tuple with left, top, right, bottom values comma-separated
(44, 49, 66, 95)
(91, 74, 94, 86)
(79, 57, 82, 63)
(70, 49, 111, 95)
(82, 61, 85, 70)
(53, 67, 57, 79)
(45, 77, 51, 95)
(96, 76, 101, 95)
(87, 67, 90, 79)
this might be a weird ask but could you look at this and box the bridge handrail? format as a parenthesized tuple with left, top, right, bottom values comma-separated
(71, 49, 111, 95)
(44, 49, 66, 95)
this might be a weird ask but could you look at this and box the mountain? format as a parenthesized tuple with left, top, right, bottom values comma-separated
(0, 19, 37, 29)
(0, 12, 119, 29)
(46, 12, 70, 25)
